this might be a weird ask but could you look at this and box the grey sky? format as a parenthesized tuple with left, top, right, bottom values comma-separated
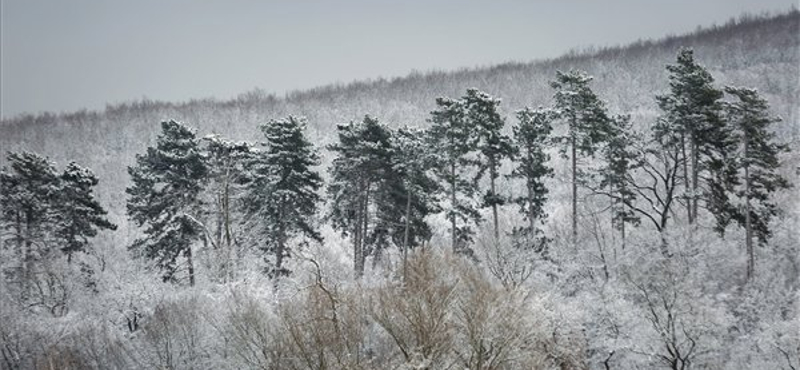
(1, 0, 795, 119)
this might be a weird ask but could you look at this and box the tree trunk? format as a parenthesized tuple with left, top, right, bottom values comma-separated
(690, 131, 699, 223)
(680, 134, 693, 224)
(528, 181, 536, 239)
(659, 230, 670, 257)
(490, 157, 499, 243)
(450, 161, 458, 254)
(353, 203, 362, 278)
(402, 188, 412, 282)
(274, 229, 286, 289)
(186, 246, 195, 286)
(224, 172, 233, 282)
(274, 198, 287, 287)
(744, 132, 753, 281)
(362, 183, 370, 271)
(354, 182, 366, 278)
(571, 133, 578, 246)
(24, 212, 33, 286)
(620, 208, 626, 251)
(621, 180, 627, 250)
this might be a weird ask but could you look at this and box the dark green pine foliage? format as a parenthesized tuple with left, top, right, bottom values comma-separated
(391, 127, 441, 275)
(551, 70, 611, 244)
(242, 116, 323, 279)
(0, 152, 61, 272)
(723, 86, 791, 280)
(509, 108, 554, 254)
(328, 115, 394, 277)
(598, 115, 640, 249)
(655, 48, 730, 225)
(56, 162, 117, 262)
(464, 88, 514, 243)
(126, 120, 207, 285)
(428, 96, 482, 258)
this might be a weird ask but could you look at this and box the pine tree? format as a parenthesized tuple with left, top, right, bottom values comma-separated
(56, 162, 117, 262)
(126, 120, 207, 285)
(465, 88, 514, 243)
(598, 115, 640, 249)
(0, 152, 61, 281)
(328, 115, 394, 277)
(428, 96, 482, 257)
(1, 153, 113, 300)
(509, 107, 554, 253)
(551, 70, 611, 245)
(202, 135, 253, 282)
(655, 48, 729, 225)
(241, 116, 323, 279)
(391, 127, 441, 279)
(723, 86, 791, 281)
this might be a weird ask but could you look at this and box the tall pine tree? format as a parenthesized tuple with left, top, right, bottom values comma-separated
(1, 152, 61, 284)
(655, 48, 730, 226)
(551, 70, 610, 245)
(391, 127, 440, 279)
(723, 86, 791, 280)
(202, 135, 253, 282)
(428, 96, 482, 257)
(465, 88, 514, 244)
(242, 116, 323, 279)
(598, 115, 640, 249)
(1, 152, 60, 255)
(126, 120, 207, 285)
(1, 152, 114, 300)
(509, 107, 554, 253)
(328, 115, 394, 277)
(56, 162, 117, 262)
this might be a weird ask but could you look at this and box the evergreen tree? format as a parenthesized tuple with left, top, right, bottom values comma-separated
(202, 135, 253, 282)
(1, 153, 113, 299)
(551, 70, 611, 244)
(0, 152, 61, 280)
(327, 115, 394, 277)
(56, 162, 117, 262)
(428, 96, 482, 257)
(723, 86, 791, 280)
(241, 116, 323, 279)
(391, 127, 441, 279)
(464, 88, 514, 243)
(598, 115, 640, 249)
(509, 107, 554, 253)
(126, 120, 207, 285)
(655, 48, 730, 225)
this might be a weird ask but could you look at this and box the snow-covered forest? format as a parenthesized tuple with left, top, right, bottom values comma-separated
(1, 9, 799, 370)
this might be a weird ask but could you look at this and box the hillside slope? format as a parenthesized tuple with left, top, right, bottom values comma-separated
(1, 10, 798, 242)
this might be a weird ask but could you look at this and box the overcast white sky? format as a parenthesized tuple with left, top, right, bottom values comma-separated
(0, 0, 795, 119)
